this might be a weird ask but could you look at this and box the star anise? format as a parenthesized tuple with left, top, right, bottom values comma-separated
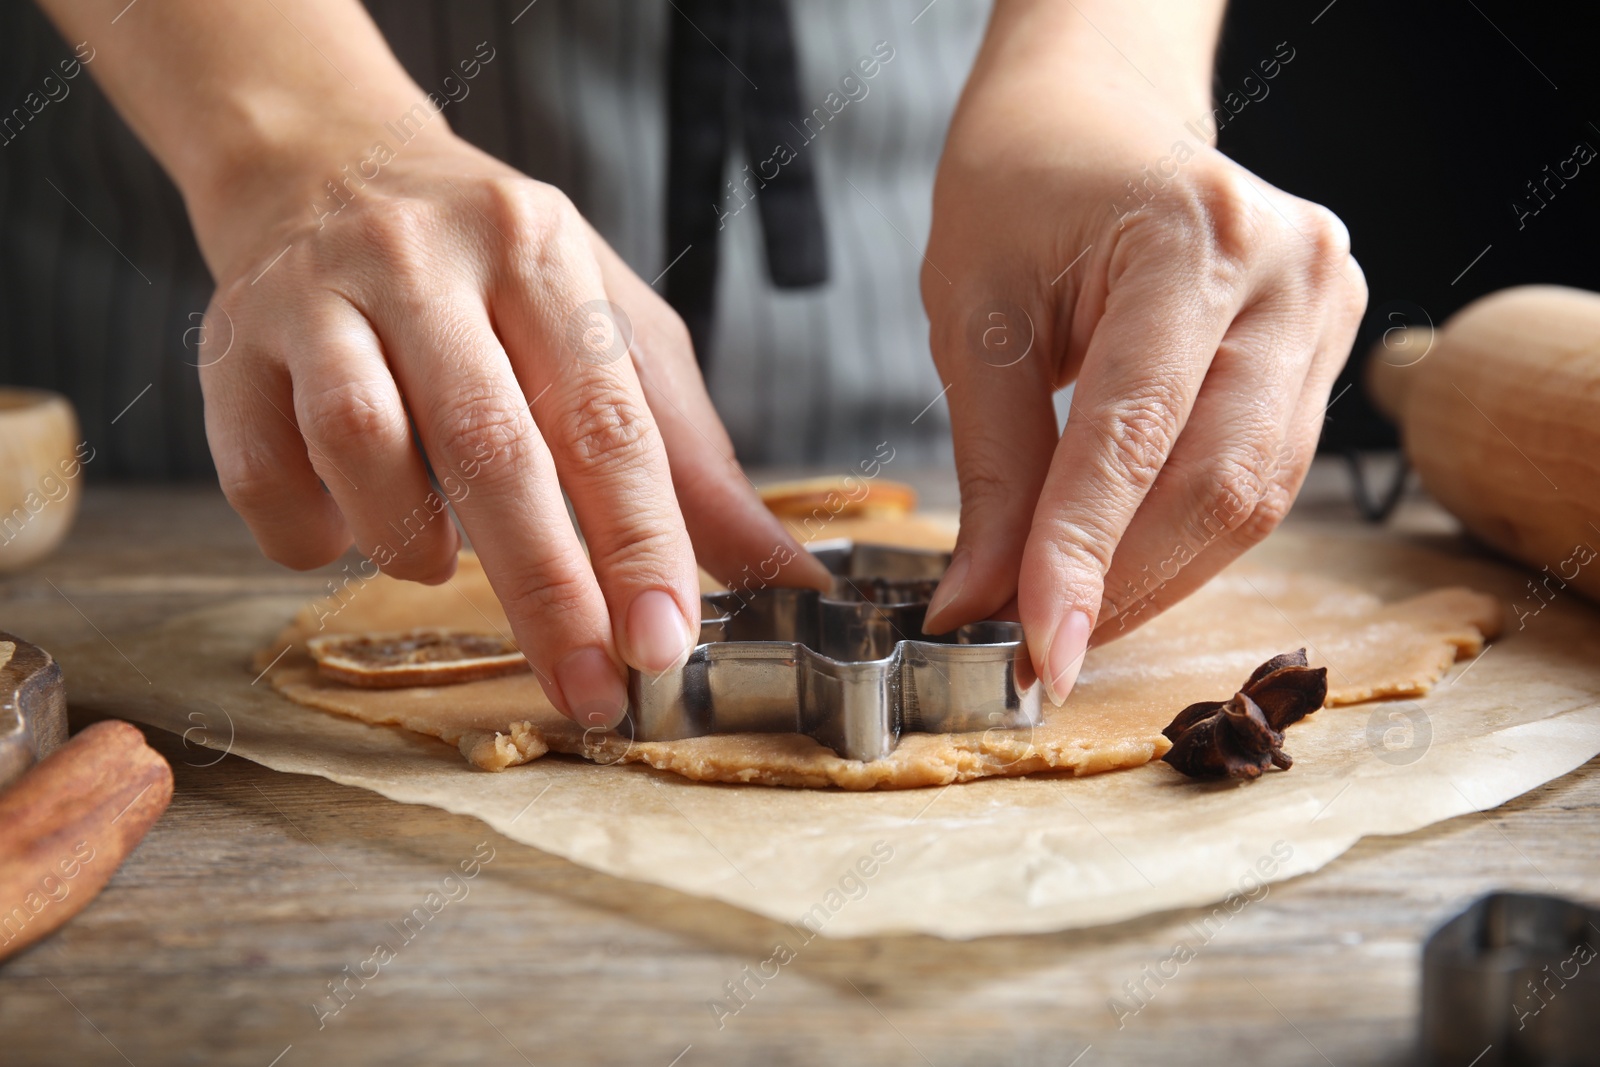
(1161, 649, 1328, 780)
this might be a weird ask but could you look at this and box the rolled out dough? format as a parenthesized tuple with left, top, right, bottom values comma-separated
(254, 540, 1501, 790)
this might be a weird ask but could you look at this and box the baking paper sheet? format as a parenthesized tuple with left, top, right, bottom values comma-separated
(61, 530, 1600, 939)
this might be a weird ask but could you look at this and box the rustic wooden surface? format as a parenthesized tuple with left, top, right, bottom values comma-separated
(1, 462, 1597, 1067)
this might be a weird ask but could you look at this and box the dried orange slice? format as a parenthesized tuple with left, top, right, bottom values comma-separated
(759, 476, 916, 520)
(306, 629, 528, 688)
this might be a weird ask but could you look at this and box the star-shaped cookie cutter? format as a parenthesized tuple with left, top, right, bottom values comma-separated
(625, 541, 1043, 761)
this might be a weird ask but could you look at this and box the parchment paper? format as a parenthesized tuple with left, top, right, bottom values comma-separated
(61, 529, 1600, 939)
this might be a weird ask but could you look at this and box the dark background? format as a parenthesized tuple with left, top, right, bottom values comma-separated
(2, 0, 1597, 476)
(1216, 0, 1600, 450)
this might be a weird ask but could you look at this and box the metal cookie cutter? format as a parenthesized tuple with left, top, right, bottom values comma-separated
(1421, 891, 1600, 1066)
(624, 541, 1042, 761)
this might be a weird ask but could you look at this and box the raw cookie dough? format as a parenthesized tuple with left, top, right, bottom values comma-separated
(253, 540, 1501, 790)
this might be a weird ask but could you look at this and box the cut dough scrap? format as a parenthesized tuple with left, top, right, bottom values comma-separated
(459, 720, 549, 772)
(255, 548, 1501, 790)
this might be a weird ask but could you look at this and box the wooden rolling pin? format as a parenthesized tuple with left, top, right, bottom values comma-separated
(0, 720, 173, 960)
(1367, 285, 1600, 605)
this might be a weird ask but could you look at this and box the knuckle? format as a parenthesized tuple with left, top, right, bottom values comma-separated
(525, 181, 581, 228)
(1301, 202, 1353, 265)
(201, 288, 248, 345)
(1209, 442, 1302, 548)
(1193, 170, 1269, 267)
(1115, 170, 1259, 302)
(219, 456, 341, 570)
(500, 565, 594, 644)
(343, 202, 438, 308)
(1235, 481, 1295, 545)
(1340, 252, 1371, 317)
(1192, 449, 1276, 537)
(216, 448, 286, 518)
(956, 445, 1022, 512)
(360, 199, 434, 266)
(431, 392, 530, 470)
(1033, 518, 1117, 578)
(1097, 388, 1183, 491)
(624, 298, 691, 371)
(491, 182, 595, 304)
(652, 305, 693, 361)
(587, 525, 682, 585)
(299, 380, 407, 453)
(557, 390, 655, 471)
(198, 330, 265, 386)
(496, 181, 584, 261)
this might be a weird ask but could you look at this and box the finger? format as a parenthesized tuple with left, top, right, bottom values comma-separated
(586, 231, 833, 593)
(919, 299, 1061, 634)
(202, 343, 351, 569)
(1094, 235, 1366, 642)
(1098, 337, 1343, 645)
(377, 289, 627, 729)
(1093, 297, 1312, 639)
(492, 195, 703, 679)
(289, 297, 460, 584)
(1018, 265, 1249, 703)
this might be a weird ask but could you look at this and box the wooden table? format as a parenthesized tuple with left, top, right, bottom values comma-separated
(2, 462, 1596, 1066)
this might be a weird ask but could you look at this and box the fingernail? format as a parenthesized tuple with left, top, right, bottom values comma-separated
(625, 589, 695, 675)
(554, 646, 629, 729)
(923, 548, 971, 630)
(1040, 609, 1091, 706)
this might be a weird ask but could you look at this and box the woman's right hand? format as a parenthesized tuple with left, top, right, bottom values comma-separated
(193, 129, 829, 729)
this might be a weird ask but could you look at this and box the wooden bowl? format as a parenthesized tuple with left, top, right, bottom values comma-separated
(0, 389, 83, 570)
